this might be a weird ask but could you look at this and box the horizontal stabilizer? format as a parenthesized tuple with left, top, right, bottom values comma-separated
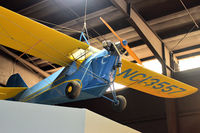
(115, 59, 198, 98)
(0, 87, 27, 100)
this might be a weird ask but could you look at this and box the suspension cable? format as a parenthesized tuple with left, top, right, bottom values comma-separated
(170, 0, 200, 51)
(179, 0, 199, 28)
(171, 25, 197, 51)
(60, 1, 106, 41)
(83, 0, 90, 41)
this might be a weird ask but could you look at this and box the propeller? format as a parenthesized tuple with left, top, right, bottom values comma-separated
(100, 17, 143, 65)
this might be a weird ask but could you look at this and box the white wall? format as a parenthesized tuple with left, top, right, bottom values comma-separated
(0, 100, 140, 133)
(0, 100, 86, 133)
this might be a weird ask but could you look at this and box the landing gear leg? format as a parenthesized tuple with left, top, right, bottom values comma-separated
(102, 83, 127, 112)
(112, 95, 127, 112)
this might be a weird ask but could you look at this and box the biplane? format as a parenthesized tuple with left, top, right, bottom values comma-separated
(0, 6, 198, 112)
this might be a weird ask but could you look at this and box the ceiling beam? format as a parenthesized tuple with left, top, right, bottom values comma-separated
(88, 4, 200, 61)
(18, 0, 48, 14)
(175, 48, 200, 58)
(58, 6, 117, 28)
(56, 6, 124, 36)
(0, 46, 50, 78)
(18, 0, 59, 19)
(34, 59, 49, 65)
(46, 67, 63, 74)
(26, 56, 39, 62)
(88, 5, 200, 46)
(89, 28, 200, 61)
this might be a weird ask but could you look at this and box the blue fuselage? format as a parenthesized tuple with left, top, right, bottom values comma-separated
(15, 49, 119, 104)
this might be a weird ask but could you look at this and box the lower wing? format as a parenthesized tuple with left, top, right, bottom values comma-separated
(115, 59, 198, 98)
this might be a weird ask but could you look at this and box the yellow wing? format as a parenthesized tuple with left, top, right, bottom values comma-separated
(0, 6, 89, 66)
(0, 7, 197, 98)
(0, 87, 27, 100)
(115, 59, 198, 98)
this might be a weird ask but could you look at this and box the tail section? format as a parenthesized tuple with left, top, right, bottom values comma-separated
(0, 73, 28, 100)
(0, 87, 27, 100)
(6, 73, 28, 87)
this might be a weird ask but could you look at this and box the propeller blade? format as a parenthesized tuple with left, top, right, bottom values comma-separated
(123, 44, 143, 65)
(100, 17, 123, 42)
(100, 17, 142, 65)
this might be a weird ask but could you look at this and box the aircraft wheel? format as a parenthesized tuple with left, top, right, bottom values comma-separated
(112, 95, 127, 112)
(65, 81, 81, 99)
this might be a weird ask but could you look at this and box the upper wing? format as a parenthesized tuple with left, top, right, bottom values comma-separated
(0, 87, 27, 100)
(0, 7, 197, 98)
(115, 59, 198, 98)
(0, 6, 89, 66)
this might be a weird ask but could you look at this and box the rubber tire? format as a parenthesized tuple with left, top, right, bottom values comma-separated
(65, 81, 81, 99)
(112, 95, 127, 112)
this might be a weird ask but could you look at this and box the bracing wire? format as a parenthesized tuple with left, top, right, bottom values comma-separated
(0, 20, 107, 83)
(0, 4, 111, 83)
(29, 17, 82, 33)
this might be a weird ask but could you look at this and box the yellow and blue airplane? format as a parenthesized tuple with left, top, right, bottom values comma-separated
(0, 6, 198, 111)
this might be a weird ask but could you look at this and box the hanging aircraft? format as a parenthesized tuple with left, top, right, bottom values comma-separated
(0, 6, 198, 112)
